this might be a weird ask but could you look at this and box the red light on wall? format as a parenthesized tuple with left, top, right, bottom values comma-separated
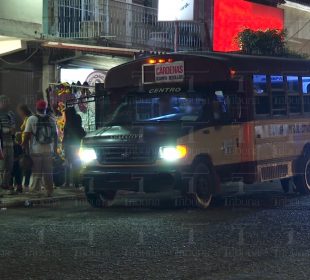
(213, 0, 284, 52)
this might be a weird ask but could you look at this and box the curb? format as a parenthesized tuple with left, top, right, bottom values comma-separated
(0, 193, 85, 209)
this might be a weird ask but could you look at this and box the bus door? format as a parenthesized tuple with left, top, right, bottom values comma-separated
(194, 90, 242, 170)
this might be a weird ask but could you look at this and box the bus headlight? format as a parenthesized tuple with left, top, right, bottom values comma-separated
(79, 147, 97, 164)
(159, 145, 188, 161)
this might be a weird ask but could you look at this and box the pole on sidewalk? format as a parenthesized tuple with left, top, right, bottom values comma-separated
(174, 21, 179, 53)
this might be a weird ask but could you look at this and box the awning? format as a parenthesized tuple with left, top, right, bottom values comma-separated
(0, 36, 26, 56)
(58, 54, 131, 70)
(42, 41, 139, 57)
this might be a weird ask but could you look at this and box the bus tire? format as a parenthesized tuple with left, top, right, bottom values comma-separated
(85, 191, 116, 208)
(293, 156, 310, 195)
(184, 162, 214, 209)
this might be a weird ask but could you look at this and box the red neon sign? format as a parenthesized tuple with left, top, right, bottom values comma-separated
(213, 0, 284, 52)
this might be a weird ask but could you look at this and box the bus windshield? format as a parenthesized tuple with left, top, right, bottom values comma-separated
(105, 93, 230, 126)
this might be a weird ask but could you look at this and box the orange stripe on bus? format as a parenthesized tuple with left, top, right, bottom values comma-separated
(241, 122, 255, 162)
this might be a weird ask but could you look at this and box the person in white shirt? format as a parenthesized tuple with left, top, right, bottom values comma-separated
(23, 100, 57, 197)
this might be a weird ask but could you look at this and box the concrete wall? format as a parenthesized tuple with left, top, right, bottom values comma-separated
(0, 0, 43, 38)
(0, 52, 43, 113)
(283, 4, 310, 55)
(0, 0, 42, 24)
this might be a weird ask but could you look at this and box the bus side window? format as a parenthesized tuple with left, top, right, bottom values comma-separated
(302, 77, 310, 113)
(287, 76, 301, 114)
(214, 91, 238, 124)
(253, 75, 269, 115)
(226, 94, 242, 122)
(271, 75, 287, 116)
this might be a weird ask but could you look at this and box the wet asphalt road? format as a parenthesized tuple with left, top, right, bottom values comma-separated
(1, 182, 310, 280)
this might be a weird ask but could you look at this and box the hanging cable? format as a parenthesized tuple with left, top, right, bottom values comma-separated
(0, 48, 39, 65)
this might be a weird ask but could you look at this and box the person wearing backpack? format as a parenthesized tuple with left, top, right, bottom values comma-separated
(23, 100, 58, 197)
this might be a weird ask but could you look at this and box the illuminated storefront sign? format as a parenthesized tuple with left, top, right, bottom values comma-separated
(86, 71, 106, 86)
(213, 0, 284, 52)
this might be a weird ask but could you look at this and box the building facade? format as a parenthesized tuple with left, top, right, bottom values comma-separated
(282, 1, 310, 55)
(1, 0, 310, 112)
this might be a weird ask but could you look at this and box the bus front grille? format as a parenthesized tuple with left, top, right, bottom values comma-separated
(260, 164, 289, 181)
(97, 145, 157, 164)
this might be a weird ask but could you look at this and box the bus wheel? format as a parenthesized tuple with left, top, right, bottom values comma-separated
(188, 163, 213, 209)
(293, 156, 310, 195)
(85, 191, 116, 208)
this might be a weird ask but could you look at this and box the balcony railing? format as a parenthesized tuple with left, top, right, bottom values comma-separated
(48, 0, 206, 51)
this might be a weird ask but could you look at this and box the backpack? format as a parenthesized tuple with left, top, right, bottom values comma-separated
(35, 115, 54, 144)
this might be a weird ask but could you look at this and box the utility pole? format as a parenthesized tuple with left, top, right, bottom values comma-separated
(174, 21, 179, 52)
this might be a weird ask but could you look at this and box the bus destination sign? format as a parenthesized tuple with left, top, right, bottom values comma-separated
(155, 61, 184, 83)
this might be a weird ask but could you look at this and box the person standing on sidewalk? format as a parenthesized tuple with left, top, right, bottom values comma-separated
(17, 104, 33, 192)
(63, 107, 85, 188)
(23, 100, 58, 197)
(0, 95, 16, 193)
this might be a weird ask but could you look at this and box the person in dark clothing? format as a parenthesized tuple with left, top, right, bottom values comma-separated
(17, 104, 33, 192)
(10, 136, 23, 193)
(63, 107, 86, 188)
(0, 95, 16, 193)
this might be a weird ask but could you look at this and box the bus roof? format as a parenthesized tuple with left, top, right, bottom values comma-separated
(105, 52, 310, 90)
(187, 51, 310, 73)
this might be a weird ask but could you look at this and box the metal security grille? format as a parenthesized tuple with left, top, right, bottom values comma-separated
(48, 0, 205, 51)
(260, 164, 289, 181)
(97, 144, 157, 164)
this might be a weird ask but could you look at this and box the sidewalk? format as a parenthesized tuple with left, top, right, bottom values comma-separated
(0, 187, 85, 208)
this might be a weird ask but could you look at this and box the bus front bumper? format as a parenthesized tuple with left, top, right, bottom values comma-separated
(81, 165, 191, 193)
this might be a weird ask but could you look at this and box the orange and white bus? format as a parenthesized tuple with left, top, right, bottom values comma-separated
(79, 52, 310, 208)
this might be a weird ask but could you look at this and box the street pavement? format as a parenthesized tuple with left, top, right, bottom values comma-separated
(0, 188, 84, 208)
(1, 182, 310, 280)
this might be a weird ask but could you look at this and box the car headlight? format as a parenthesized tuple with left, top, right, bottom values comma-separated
(159, 145, 188, 161)
(79, 147, 97, 164)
